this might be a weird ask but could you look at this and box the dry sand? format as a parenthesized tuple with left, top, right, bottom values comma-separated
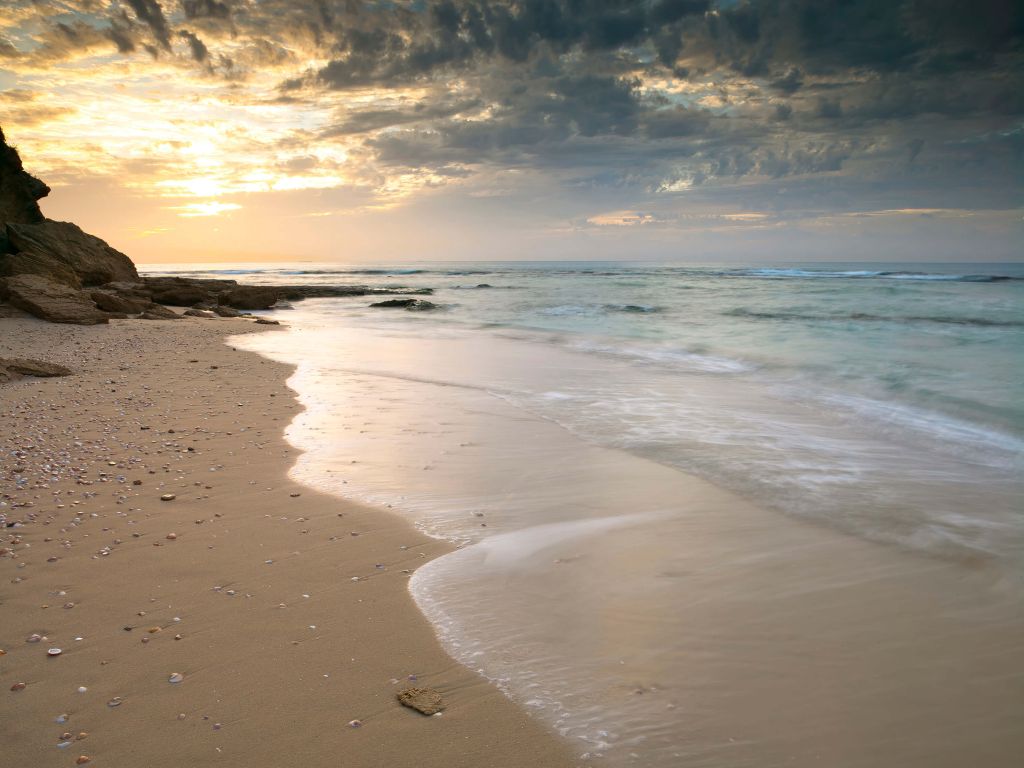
(1, 315, 577, 768)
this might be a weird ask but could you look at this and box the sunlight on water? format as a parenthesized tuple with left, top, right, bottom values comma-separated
(213, 261, 1024, 767)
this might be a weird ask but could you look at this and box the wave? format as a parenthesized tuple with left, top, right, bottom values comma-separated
(725, 308, 1024, 327)
(568, 340, 753, 373)
(722, 268, 1020, 282)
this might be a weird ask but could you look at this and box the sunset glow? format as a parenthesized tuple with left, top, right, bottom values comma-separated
(2, 1, 1021, 262)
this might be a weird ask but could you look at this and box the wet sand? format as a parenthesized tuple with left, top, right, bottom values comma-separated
(0, 316, 577, 768)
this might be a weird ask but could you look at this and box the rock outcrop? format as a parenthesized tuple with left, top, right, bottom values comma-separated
(0, 127, 48, 229)
(3, 220, 138, 287)
(0, 357, 72, 383)
(2, 274, 112, 325)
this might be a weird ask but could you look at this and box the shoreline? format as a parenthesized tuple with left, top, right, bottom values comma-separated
(1, 315, 577, 767)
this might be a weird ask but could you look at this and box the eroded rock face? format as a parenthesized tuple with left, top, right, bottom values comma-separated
(2, 274, 111, 325)
(0, 127, 48, 228)
(3, 220, 138, 288)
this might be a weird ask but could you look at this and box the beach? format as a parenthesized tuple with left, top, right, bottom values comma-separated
(0, 315, 576, 768)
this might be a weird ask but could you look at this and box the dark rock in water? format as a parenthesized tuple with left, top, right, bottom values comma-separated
(2, 274, 110, 324)
(220, 285, 281, 310)
(3, 220, 138, 287)
(183, 308, 216, 318)
(397, 687, 445, 715)
(139, 305, 179, 320)
(254, 316, 280, 325)
(476, 283, 492, 288)
(371, 298, 418, 308)
(370, 298, 437, 311)
(212, 304, 242, 317)
(90, 289, 149, 314)
(0, 357, 72, 382)
(0, 127, 49, 227)
(406, 300, 437, 311)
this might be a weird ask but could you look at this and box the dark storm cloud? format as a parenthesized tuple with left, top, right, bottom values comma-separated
(322, 98, 483, 137)
(106, 11, 138, 54)
(7, 0, 1023, 214)
(126, 0, 172, 51)
(178, 30, 209, 62)
(182, 0, 233, 20)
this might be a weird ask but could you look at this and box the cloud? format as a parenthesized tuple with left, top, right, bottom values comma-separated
(126, 0, 172, 52)
(0, 0, 1020, 246)
(178, 30, 209, 63)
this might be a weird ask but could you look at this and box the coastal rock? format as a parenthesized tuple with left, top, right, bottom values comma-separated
(143, 277, 218, 306)
(2, 274, 110, 324)
(212, 304, 243, 317)
(183, 308, 216, 318)
(3, 220, 138, 288)
(0, 127, 48, 227)
(139, 305, 180, 320)
(254, 317, 279, 325)
(90, 289, 149, 314)
(369, 298, 437, 311)
(0, 357, 72, 378)
(397, 687, 445, 715)
(219, 286, 281, 310)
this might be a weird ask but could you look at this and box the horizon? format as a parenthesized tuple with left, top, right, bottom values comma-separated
(2, 1, 1022, 263)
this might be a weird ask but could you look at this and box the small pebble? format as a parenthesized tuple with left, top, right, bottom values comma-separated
(47, 648, 62, 657)
(11, 682, 27, 691)
(76, 757, 90, 765)
(348, 719, 363, 728)
(169, 672, 184, 684)
(106, 697, 122, 707)
(160, 494, 176, 501)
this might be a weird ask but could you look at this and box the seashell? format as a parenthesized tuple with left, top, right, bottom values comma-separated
(11, 682, 27, 691)
(166, 533, 177, 540)
(55, 714, 69, 724)
(106, 697, 122, 707)
(76, 732, 88, 740)
(160, 494, 176, 501)
(168, 672, 184, 684)
(347, 719, 363, 728)
(77, 686, 87, 693)
(147, 627, 161, 633)
(47, 648, 62, 657)
(76, 756, 90, 765)
(27, 633, 42, 643)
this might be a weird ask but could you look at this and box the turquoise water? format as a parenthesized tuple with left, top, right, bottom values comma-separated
(173, 260, 1024, 766)
(149, 260, 1024, 563)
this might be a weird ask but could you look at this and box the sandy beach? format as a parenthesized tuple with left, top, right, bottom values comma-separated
(0, 315, 577, 768)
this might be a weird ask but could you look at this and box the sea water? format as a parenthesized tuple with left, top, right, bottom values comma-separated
(149, 261, 1024, 766)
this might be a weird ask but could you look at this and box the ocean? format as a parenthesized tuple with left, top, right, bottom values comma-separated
(145, 261, 1024, 766)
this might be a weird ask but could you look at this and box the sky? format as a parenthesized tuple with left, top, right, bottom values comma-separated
(1, 0, 1022, 263)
